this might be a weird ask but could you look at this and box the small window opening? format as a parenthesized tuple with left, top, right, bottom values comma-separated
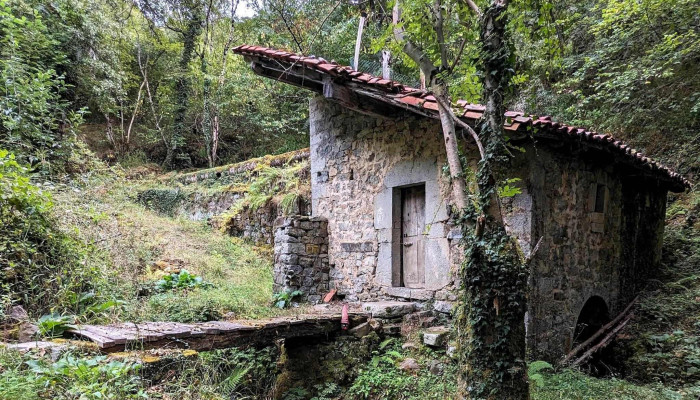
(349, 169, 354, 181)
(594, 184, 606, 213)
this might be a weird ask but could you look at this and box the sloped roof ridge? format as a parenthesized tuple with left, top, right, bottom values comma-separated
(232, 44, 691, 190)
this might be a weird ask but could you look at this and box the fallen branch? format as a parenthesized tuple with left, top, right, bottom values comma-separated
(560, 296, 638, 365)
(570, 312, 634, 367)
(525, 236, 543, 266)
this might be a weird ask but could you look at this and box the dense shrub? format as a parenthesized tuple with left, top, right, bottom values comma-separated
(0, 151, 96, 317)
(0, 1, 86, 174)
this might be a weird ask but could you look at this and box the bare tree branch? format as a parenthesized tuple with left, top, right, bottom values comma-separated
(269, 1, 304, 53)
(461, 0, 482, 17)
(433, 95, 486, 160)
(433, 0, 449, 70)
(448, 36, 468, 73)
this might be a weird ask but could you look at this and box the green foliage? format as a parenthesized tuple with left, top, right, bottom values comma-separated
(219, 159, 309, 225)
(26, 354, 145, 399)
(0, 0, 87, 173)
(154, 269, 212, 292)
(156, 347, 280, 399)
(310, 382, 341, 400)
(498, 177, 523, 198)
(528, 360, 554, 388)
(283, 387, 309, 400)
(272, 289, 303, 309)
(347, 339, 458, 399)
(0, 350, 145, 400)
(513, 0, 699, 174)
(0, 151, 97, 317)
(529, 367, 687, 400)
(36, 313, 76, 338)
(619, 194, 700, 389)
(137, 188, 184, 216)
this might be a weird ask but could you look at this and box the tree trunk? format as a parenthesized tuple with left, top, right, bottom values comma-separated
(163, 3, 203, 170)
(433, 82, 469, 211)
(392, 1, 528, 397)
(456, 2, 529, 399)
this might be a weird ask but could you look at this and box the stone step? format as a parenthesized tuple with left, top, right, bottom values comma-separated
(422, 326, 450, 347)
(361, 301, 417, 318)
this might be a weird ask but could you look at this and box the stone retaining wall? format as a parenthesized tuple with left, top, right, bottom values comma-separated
(273, 216, 330, 303)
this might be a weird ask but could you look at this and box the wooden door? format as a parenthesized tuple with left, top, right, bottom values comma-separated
(401, 185, 425, 288)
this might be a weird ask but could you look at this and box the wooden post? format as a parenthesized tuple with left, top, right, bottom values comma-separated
(353, 12, 367, 70)
(382, 50, 391, 79)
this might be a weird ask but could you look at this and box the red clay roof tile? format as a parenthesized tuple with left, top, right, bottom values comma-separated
(232, 44, 690, 190)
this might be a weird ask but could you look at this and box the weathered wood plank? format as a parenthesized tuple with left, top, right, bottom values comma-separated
(62, 313, 367, 353)
(68, 326, 119, 348)
(111, 323, 164, 341)
(79, 325, 130, 344)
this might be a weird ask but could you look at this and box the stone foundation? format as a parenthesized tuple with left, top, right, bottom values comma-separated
(273, 216, 330, 303)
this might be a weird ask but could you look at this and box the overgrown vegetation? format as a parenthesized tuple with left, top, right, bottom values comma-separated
(616, 190, 700, 391)
(0, 151, 98, 317)
(48, 172, 280, 323)
(217, 159, 310, 229)
(0, 349, 146, 400)
(0, 0, 697, 398)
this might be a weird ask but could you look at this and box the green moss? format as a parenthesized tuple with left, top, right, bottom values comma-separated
(136, 188, 184, 216)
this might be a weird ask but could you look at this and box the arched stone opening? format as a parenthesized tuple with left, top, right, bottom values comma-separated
(573, 296, 610, 345)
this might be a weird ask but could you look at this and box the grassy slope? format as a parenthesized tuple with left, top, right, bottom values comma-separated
(50, 168, 279, 323)
(615, 190, 700, 393)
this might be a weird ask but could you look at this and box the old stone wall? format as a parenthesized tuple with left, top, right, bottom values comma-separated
(309, 97, 466, 303)
(525, 147, 667, 361)
(308, 96, 533, 304)
(308, 95, 667, 361)
(273, 216, 330, 302)
(138, 150, 311, 246)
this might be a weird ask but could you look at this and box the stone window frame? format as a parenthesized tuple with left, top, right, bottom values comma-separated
(588, 179, 609, 234)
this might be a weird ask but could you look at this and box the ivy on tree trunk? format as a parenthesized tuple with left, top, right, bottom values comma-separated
(393, 0, 529, 398)
(163, 2, 203, 170)
(455, 2, 529, 399)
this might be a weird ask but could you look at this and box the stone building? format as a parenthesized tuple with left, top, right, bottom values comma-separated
(232, 45, 690, 360)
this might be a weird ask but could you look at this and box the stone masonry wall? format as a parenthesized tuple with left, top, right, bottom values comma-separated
(308, 95, 666, 360)
(225, 199, 310, 245)
(526, 147, 668, 361)
(308, 96, 533, 304)
(309, 97, 463, 302)
(273, 216, 330, 303)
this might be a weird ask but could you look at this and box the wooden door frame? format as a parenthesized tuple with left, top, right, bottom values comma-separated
(395, 182, 426, 288)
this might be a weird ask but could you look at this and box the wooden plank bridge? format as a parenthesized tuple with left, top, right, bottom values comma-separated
(63, 313, 367, 353)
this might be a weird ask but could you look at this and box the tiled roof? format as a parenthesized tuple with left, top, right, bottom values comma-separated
(233, 45, 691, 191)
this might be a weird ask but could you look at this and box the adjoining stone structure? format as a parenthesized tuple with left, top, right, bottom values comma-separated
(233, 45, 690, 361)
(274, 216, 330, 303)
(138, 149, 312, 246)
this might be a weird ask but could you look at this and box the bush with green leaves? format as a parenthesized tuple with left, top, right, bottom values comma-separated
(0, 1, 86, 174)
(36, 314, 76, 338)
(0, 151, 97, 317)
(0, 349, 146, 400)
(27, 353, 145, 399)
(154, 269, 212, 292)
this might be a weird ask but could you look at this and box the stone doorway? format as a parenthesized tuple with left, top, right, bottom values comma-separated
(400, 184, 426, 288)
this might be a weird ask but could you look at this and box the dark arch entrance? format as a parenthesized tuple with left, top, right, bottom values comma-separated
(573, 296, 616, 376)
(574, 296, 610, 345)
